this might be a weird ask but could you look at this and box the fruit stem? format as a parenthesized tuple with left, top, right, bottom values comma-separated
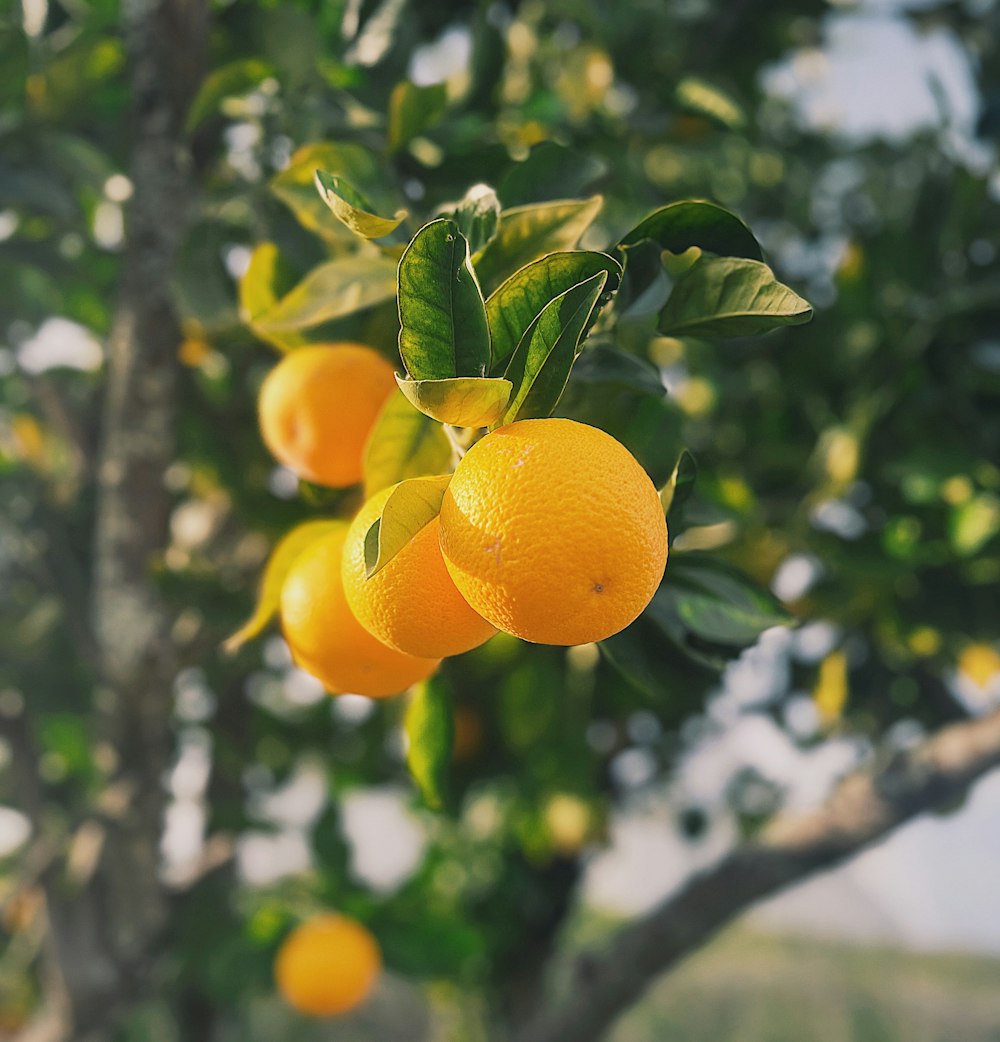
(443, 424, 468, 466)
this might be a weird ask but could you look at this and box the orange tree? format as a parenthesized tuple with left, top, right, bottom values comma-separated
(2, 1, 1000, 1040)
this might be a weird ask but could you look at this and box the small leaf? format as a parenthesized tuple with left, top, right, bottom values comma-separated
(223, 520, 343, 653)
(396, 375, 512, 429)
(398, 219, 491, 380)
(438, 184, 501, 255)
(502, 271, 608, 424)
(659, 450, 698, 515)
(363, 474, 452, 578)
(647, 555, 792, 648)
(486, 251, 622, 372)
(185, 58, 275, 132)
(314, 170, 407, 239)
(363, 390, 453, 497)
(675, 76, 747, 131)
(659, 257, 812, 338)
(473, 196, 604, 295)
(271, 142, 386, 245)
(405, 678, 454, 809)
(619, 200, 762, 260)
(239, 243, 310, 352)
(565, 345, 667, 397)
(255, 254, 398, 332)
(388, 81, 448, 154)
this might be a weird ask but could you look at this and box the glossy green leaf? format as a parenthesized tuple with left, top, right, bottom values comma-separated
(388, 81, 448, 154)
(255, 253, 398, 333)
(439, 184, 501, 255)
(314, 170, 407, 239)
(675, 76, 747, 130)
(185, 58, 275, 132)
(223, 520, 343, 653)
(396, 375, 512, 428)
(619, 200, 762, 260)
(405, 678, 454, 810)
(659, 450, 698, 515)
(648, 555, 792, 647)
(502, 271, 609, 424)
(363, 390, 454, 497)
(473, 196, 604, 295)
(397, 219, 491, 380)
(271, 142, 385, 245)
(485, 251, 622, 372)
(659, 257, 813, 338)
(363, 474, 452, 578)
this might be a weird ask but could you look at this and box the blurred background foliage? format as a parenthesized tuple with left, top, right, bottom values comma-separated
(1, 0, 999, 1038)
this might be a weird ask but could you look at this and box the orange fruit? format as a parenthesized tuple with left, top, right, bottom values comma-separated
(439, 418, 667, 645)
(275, 914, 381, 1017)
(342, 484, 496, 658)
(258, 343, 395, 488)
(280, 524, 439, 698)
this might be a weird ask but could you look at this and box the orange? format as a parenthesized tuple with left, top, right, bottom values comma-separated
(439, 418, 667, 645)
(258, 343, 395, 487)
(275, 914, 381, 1017)
(280, 524, 439, 698)
(342, 484, 496, 658)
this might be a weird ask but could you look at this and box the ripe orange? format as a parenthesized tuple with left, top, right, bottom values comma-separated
(342, 484, 496, 658)
(439, 418, 667, 645)
(280, 524, 439, 698)
(275, 914, 381, 1017)
(258, 343, 396, 488)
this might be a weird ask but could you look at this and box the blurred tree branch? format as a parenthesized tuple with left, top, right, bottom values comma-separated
(514, 707, 1000, 1042)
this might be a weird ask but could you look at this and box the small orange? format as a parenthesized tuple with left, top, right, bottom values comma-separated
(280, 524, 439, 698)
(342, 484, 496, 659)
(275, 914, 381, 1017)
(439, 418, 667, 645)
(258, 343, 395, 487)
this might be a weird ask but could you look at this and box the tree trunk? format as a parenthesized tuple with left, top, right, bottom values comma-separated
(33, 0, 207, 1035)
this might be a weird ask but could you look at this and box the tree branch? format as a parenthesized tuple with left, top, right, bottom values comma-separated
(514, 708, 1000, 1042)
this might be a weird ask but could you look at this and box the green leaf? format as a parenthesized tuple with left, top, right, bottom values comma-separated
(502, 271, 609, 424)
(564, 345, 667, 397)
(648, 555, 792, 647)
(675, 76, 747, 130)
(239, 242, 296, 324)
(314, 170, 407, 239)
(396, 375, 512, 428)
(223, 520, 343, 653)
(499, 142, 606, 207)
(271, 142, 386, 246)
(397, 219, 491, 380)
(620, 200, 762, 260)
(485, 251, 622, 373)
(438, 184, 501, 255)
(473, 196, 604, 295)
(254, 253, 398, 333)
(388, 81, 448, 154)
(185, 58, 275, 132)
(363, 390, 454, 497)
(404, 678, 454, 810)
(363, 474, 452, 578)
(659, 450, 698, 515)
(659, 257, 813, 338)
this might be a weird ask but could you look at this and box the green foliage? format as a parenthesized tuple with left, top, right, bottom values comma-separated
(362, 475, 452, 578)
(314, 170, 407, 239)
(404, 678, 454, 810)
(363, 390, 453, 496)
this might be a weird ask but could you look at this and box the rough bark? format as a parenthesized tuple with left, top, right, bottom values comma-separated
(513, 708, 1000, 1042)
(32, 0, 207, 1035)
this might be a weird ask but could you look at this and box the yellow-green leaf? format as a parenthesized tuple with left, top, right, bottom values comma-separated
(223, 520, 343, 653)
(675, 76, 747, 131)
(239, 242, 308, 352)
(396, 375, 512, 429)
(388, 81, 448, 154)
(405, 677, 453, 809)
(473, 196, 604, 295)
(185, 58, 275, 133)
(255, 253, 398, 333)
(363, 390, 453, 497)
(658, 450, 697, 515)
(363, 474, 452, 579)
(314, 170, 407, 239)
